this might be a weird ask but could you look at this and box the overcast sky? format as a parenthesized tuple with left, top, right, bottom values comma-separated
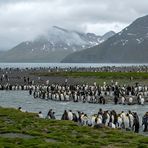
(0, 0, 148, 50)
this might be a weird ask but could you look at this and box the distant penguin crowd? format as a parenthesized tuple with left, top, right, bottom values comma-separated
(1, 65, 148, 73)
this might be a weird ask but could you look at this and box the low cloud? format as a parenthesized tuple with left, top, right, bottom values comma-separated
(0, 0, 148, 50)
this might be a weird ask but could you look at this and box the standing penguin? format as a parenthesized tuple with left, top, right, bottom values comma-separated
(133, 113, 140, 133)
(68, 110, 73, 120)
(114, 96, 118, 105)
(61, 110, 69, 120)
(140, 98, 145, 105)
(46, 109, 56, 119)
(38, 111, 44, 118)
(142, 112, 148, 132)
(72, 113, 78, 122)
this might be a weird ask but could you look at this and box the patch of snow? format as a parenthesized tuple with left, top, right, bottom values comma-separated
(72, 48, 77, 52)
(26, 42, 29, 45)
(94, 42, 99, 45)
(64, 47, 68, 50)
(99, 39, 104, 43)
(82, 45, 85, 48)
(89, 41, 94, 45)
(118, 31, 123, 36)
(50, 41, 54, 46)
(121, 40, 128, 46)
(67, 43, 71, 46)
(43, 44, 46, 50)
(136, 38, 144, 44)
(97, 38, 101, 42)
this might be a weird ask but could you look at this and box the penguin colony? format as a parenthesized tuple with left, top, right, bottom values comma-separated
(1, 66, 148, 134)
(18, 107, 147, 133)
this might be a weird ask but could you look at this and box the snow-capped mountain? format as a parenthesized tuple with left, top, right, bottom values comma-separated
(62, 15, 148, 63)
(0, 26, 115, 62)
(22, 26, 115, 52)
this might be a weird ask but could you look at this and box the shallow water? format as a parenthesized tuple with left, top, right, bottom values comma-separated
(0, 63, 148, 68)
(0, 91, 147, 135)
(0, 91, 147, 121)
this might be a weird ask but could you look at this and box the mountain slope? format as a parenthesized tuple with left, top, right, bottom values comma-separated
(0, 26, 115, 62)
(62, 15, 148, 63)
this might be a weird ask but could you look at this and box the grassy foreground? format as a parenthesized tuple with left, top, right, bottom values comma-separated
(0, 108, 147, 148)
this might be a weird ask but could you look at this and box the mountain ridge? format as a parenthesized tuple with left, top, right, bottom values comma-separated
(62, 15, 148, 63)
(0, 26, 115, 62)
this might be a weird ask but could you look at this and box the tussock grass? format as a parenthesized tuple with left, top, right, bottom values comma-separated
(32, 71, 148, 85)
(33, 71, 148, 79)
